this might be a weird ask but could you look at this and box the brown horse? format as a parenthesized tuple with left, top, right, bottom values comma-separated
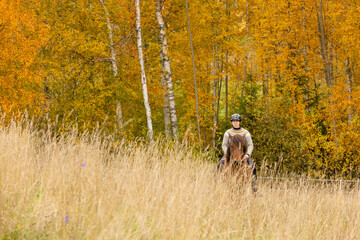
(217, 134, 254, 188)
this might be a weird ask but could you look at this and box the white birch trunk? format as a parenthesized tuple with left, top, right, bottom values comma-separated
(155, 0, 178, 141)
(135, 0, 154, 141)
(160, 68, 172, 140)
(100, 0, 117, 76)
(100, 0, 124, 134)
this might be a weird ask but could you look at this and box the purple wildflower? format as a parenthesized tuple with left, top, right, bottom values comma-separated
(81, 163, 86, 167)
(64, 215, 69, 223)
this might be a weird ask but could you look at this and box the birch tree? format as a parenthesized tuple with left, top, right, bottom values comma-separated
(155, 0, 178, 141)
(302, 2, 310, 111)
(317, 0, 334, 88)
(242, 0, 249, 98)
(211, 14, 219, 149)
(160, 68, 172, 140)
(316, 0, 338, 144)
(345, 57, 353, 124)
(224, 0, 230, 120)
(99, 0, 124, 136)
(135, 0, 154, 141)
(185, 0, 201, 149)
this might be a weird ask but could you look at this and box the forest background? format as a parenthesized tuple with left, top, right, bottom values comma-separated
(1, 0, 360, 179)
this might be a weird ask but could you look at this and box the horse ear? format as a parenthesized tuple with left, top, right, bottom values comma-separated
(229, 134, 233, 140)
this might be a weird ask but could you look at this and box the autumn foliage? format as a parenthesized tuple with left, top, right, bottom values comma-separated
(1, 0, 360, 178)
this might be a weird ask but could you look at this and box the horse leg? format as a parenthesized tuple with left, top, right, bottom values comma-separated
(247, 157, 258, 193)
(216, 158, 225, 173)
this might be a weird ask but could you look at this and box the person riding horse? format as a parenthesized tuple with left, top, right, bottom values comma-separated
(218, 113, 257, 188)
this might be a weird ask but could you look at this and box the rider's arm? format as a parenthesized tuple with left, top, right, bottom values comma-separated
(222, 131, 230, 154)
(244, 132, 254, 156)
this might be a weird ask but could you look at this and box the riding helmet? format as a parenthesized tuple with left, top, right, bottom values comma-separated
(230, 114, 242, 122)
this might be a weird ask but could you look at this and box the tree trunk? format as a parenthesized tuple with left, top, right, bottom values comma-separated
(225, 0, 229, 120)
(302, 2, 310, 111)
(212, 38, 218, 149)
(263, 72, 269, 95)
(345, 57, 353, 124)
(211, 4, 221, 149)
(316, 0, 337, 145)
(155, 0, 178, 141)
(135, 0, 154, 142)
(217, 76, 222, 122)
(317, 0, 333, 88)
(242, 0, 249, 97)
(225, 52, 228, 119)
(116, 102, 124, 135)
(160, 67, 172, 140)
(99, 0, 124, 135)
(100, 0, 117, 76)
(185, 0, 201, 150)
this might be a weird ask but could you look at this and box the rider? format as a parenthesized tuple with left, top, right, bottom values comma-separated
(221, 113, 257, 180)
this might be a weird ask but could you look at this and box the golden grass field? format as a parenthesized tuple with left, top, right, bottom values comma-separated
(1, 120, 360, 239)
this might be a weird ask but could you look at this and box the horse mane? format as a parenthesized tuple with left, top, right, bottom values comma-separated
(225, 135, 248, 164)
(225, 145, 231, 164)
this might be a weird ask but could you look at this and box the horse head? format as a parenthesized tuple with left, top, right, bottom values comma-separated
(226, 134, 248, 166)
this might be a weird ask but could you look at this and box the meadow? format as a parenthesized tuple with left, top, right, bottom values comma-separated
(1, 120, 359, 239)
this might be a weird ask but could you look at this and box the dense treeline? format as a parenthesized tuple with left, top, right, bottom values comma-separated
(1, 0, 359, 178)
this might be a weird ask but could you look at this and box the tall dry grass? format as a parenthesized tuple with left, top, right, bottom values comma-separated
(1, 119, 360, 239)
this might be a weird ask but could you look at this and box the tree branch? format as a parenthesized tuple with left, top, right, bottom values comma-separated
(71, 50, 111, 63)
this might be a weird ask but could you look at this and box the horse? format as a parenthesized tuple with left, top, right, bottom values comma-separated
(216, 134, 255, 191)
